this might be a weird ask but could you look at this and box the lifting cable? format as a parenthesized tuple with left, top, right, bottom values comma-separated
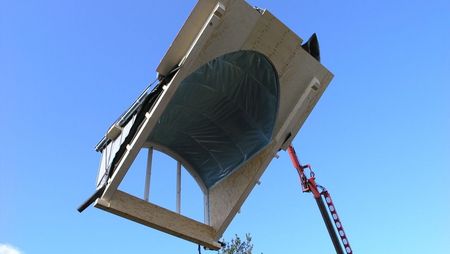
(287, 145, 352, 254)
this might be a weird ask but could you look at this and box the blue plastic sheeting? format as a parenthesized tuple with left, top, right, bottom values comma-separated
(148, 50, 279, 188)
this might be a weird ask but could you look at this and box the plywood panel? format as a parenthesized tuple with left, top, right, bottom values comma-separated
(208, 142, 278, 237)
(157, 0, 219, 75)
(242, 11, 303, 77)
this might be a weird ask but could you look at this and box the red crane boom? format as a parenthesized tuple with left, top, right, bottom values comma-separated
(287, 145, 352, 254)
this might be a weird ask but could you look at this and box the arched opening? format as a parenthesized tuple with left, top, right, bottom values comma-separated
(120, 146, 205, 223)
(148, 50, 280, 189)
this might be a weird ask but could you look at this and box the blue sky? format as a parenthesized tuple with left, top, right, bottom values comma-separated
(1, 0, 449, 253)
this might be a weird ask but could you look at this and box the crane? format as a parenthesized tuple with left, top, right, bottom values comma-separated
(287, 145, 353, 254)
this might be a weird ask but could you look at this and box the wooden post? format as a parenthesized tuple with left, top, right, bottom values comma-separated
(144, 147, 153, 202)
(176, 161, 181, 214)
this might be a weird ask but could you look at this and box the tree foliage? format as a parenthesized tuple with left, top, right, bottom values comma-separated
(218, 234, 253, 254)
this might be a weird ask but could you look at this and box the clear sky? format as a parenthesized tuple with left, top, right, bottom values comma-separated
(1, 0, 449, 253)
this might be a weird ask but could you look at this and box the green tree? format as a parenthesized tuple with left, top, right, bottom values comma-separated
(219, 234, 254, 254)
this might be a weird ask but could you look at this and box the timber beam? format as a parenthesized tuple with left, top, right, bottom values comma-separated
(95, 190, 222, 250)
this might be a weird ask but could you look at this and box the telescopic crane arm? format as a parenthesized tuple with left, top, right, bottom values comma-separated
(287, 145, 352, 254)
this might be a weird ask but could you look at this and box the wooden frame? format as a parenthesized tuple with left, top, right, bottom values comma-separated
(92, 0, 333, 249)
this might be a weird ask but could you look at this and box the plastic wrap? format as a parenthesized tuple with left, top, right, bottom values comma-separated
(149, 50, 279, 188)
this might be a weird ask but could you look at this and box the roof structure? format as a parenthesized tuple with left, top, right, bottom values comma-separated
(79, 0, 333, 249)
